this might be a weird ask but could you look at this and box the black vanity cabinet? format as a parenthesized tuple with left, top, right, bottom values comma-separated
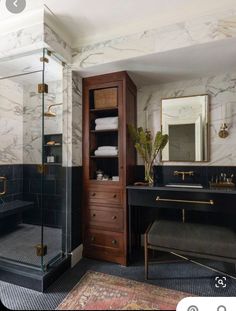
(127, 186, 236, 260)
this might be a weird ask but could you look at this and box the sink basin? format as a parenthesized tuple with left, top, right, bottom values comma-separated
(165, 183, 203, 189)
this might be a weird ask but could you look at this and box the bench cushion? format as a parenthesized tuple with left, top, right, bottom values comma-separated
(147, 220, 236, 259)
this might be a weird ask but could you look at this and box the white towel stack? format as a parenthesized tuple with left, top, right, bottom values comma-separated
(94, 146, 118, 156)
(95, 117, 118, 131)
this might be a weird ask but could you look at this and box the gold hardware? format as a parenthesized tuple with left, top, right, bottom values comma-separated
(44, 103, 63, 118)
(38, 84, 48, 94)
(113, 194, 117, 198)
(156, 196, 214, 205)
(112, 216, 117, 220)
(219, 123, 229, 138)
(112, 240, 117, 245)
(174, 171, 194, 181)
(0, 177, 7, 196)
(40, 57, 49, 63)
(92, 214, 96, 217)
(91, 236, 95, 242)
(35, 244, 47, 257)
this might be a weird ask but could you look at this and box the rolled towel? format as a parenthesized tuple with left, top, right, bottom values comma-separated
(95, 124, 118, 130)
(95, 117, 118, 125)
(98, 146, 117, 151)
(95, 150, 118, 156)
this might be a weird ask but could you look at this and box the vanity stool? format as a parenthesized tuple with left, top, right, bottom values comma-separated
(144, 219, 236, 280)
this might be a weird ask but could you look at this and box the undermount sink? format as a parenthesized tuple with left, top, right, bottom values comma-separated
(165, 183, 203, 189)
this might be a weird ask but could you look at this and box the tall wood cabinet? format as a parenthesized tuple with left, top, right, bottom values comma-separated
(82, 71, 137, 265)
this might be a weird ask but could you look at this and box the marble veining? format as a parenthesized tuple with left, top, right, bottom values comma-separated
(73, 8, 236, 70)
(138, 73, 236, 166)
(0, 79, 23, 165)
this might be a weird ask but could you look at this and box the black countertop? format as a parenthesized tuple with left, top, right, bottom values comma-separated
(127, 185, 236, 195)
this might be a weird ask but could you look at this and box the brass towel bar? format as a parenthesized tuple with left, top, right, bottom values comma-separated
(156, 196, 214, 205)
(0, 177, 7, 196)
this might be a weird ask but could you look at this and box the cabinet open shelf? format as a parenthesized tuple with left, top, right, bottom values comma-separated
(90, 129, 118, 133)
(90, 155, 118, 159)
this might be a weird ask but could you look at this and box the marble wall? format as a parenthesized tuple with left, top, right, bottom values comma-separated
(23, 80, 63, 165)
(0, 79, 23, 165)
(137, 73, 236, 166)
(73, 8, 236, 70)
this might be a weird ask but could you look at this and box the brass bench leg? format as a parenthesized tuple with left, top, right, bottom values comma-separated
(144, 232, 149, 280)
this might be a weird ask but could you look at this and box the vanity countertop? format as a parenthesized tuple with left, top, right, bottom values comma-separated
(127, 185, 236, 195)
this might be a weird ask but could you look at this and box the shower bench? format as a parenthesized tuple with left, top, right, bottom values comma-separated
(0, 200, 34, 219)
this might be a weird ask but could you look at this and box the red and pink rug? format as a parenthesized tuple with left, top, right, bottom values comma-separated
(57, 271, 191, 310)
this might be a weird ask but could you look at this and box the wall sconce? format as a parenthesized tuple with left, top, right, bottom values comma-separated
(218, 123, 229, 139)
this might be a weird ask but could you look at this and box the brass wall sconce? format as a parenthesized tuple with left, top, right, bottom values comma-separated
(218, 123, 229, 139)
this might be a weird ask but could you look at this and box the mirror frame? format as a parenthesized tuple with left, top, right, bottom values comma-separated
(161, 94, 210, 163)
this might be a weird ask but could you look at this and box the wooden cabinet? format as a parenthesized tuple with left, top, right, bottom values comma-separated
(82, 72, 137, 265)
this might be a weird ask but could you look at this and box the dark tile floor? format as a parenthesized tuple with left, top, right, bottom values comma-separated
(0, 256, 236, 310)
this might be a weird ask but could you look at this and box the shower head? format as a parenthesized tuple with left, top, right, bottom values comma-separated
(44, 103, 62, 118)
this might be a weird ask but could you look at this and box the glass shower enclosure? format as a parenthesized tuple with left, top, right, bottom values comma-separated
(0, 48, 70, 275)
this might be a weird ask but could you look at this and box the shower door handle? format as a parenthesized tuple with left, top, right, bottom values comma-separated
(0, 177, 7, 196)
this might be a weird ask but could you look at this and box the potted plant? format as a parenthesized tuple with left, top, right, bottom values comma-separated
(128, 125, 169, 186)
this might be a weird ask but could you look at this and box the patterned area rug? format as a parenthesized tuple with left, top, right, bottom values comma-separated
(57, 271, 191, 310)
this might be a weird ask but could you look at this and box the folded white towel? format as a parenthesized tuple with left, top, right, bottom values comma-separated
(98, 146, 117, 151)
(95, 117, 118, 125)
(95, 124, 118, 131)
(95, 150, 118, 156)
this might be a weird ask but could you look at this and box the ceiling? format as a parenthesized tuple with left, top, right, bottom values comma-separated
(43, 0, 236, 48)
(78, 38, 236, 87)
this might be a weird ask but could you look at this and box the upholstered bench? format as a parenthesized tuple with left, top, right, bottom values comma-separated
(144, 220, 236, 279)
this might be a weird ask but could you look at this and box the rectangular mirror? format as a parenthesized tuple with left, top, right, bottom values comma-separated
(161, 94, 209, 162)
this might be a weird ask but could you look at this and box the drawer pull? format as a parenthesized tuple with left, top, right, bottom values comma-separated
(92, 193, 96, 197)
(92, 214, 96, 217)
(91, 236, 96, 242)
(156, 196, 214, 205)
(113, 194, 117, 198)
(112, 216, 117, 220)
(112, 240, 117, 245)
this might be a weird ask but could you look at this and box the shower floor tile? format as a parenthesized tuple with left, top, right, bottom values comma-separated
(0, 224, 62, 267)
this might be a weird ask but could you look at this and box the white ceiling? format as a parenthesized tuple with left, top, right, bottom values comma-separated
(78, 38, 236, 87)
(44, 0, 236, 48)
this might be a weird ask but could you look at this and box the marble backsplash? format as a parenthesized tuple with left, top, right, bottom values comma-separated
(137, 72, 236, 166)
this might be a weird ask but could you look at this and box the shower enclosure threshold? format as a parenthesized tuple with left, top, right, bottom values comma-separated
(0, 256, 71, 292)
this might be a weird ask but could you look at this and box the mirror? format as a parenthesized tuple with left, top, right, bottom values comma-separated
(161, 95, 209, 162)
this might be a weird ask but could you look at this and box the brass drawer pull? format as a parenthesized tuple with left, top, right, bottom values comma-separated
(0, 177, 7, 196)
(112, 240, 117, 245)
(91, 236, 96, 242)
(92, 214, 96, 217)
(112, 216, 117, 220)
(92, 193, 96, 197)
(113, 194, 117, 198)
(156, 196, 214, 205)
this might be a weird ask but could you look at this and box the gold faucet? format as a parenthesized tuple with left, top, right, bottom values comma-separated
(174, 171, 194, 181)
(0, 177, 7, 196)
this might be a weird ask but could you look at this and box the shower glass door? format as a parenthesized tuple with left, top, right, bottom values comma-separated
(41, 48, 70, 269)
(0, 50, 45, 270)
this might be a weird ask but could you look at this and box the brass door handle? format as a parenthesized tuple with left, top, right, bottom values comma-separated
(156, 196, 214, 205)
(0, 177, 7, 196)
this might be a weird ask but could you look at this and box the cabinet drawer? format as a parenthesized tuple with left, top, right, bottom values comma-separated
(88, 208, 124, 231)
(88, 190, 122, 206)
(85, 229, 124, 252)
